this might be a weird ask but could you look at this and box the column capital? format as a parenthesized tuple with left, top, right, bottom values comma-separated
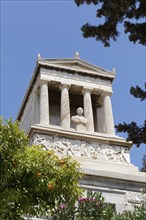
(60, 83, 71, 90)
(39, 80, 50, 87)
(82, 87, 93, 94)
(102, 91, 113, 97)
(97, 95, 104, 106)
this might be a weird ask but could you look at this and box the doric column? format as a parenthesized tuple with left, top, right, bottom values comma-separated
(60, 84, 71, 129)
(83, 88, 94, 132)
(103, 93, 115, 135)
(34, 89, 40, 124)
(96, 105, 105, 133)
(40, 81, 49, 125)
(95, 96, 105, 133)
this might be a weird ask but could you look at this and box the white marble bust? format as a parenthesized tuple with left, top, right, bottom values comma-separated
(71, 107, 88, 132)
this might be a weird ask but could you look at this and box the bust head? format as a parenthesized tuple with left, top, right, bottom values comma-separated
(77, 107, 83, 116)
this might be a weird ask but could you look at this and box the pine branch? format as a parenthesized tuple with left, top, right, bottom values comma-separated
(115, 120, 146, 147)
(130, 83, 146, 101)
(75, 0, 146, 46)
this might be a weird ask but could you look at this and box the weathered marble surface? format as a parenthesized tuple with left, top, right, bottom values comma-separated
(126, 191, 145, 204)
(124, 191, 146, 211)
(31, 133, 130, 164)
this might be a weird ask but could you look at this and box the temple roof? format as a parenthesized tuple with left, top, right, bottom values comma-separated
(17, 55, 115, 121)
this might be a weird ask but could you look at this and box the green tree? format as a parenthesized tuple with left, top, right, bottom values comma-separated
(0, 118, 82, 220)
(114, 84, 146, 172)
(115, 84, 146, 147)
(75, 0, 146, 47)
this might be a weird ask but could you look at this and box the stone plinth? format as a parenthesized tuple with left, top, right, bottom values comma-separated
(29, 125, 145, 213)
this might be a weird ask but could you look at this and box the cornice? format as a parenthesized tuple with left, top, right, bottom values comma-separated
(29, 124, 132, 148)
(38, 60, 115, 80)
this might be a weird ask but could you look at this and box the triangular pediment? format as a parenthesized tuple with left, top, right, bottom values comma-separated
(50, 61, 99, 73)
(38, 58, 115, 78)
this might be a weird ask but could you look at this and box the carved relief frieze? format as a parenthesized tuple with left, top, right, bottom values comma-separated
(30, 133, 130, 164)
(126, 191, 145, 204)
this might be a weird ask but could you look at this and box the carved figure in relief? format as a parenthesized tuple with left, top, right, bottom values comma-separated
(32, 134, 130, 164)
(34, 134, 48, 148)
(126, 191, 144, 203)
(61, 140, 76, 156)
(54, 140, 68, 155)
(71, 107, 88, 132)
(121, 148, 130, 164)
(72, 145, 81, 157)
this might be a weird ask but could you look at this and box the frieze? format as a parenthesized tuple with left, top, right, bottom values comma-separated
(41, 67, 112, 87)
(30, 133, 130, 164)
(126, 191, 145, 204)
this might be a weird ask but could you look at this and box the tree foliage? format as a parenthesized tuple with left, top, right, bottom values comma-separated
(130, 83, 146, 101)
(115, 84, 146, 147)
(0, 118, 82, 219)
(114, 204, 146, 220)
(52, 190, 115, 220)
(75, 0, 146, 46)
(51, 190, 146, 220)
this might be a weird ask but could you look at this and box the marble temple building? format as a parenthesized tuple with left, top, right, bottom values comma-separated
(17, 53, 145, 213)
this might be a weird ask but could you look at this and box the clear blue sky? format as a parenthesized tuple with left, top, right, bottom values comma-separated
(1, 0, 145, 170)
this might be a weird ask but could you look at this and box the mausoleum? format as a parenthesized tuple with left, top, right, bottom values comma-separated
(17, 53, 145, 213)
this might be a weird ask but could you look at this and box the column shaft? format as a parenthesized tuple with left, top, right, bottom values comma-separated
(60, 84, 70, 129)
(96, 106, 105, 133)
(83, 88, 94, 132)
(40, 81, 49, 125)
(103, 94, 115, 134)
